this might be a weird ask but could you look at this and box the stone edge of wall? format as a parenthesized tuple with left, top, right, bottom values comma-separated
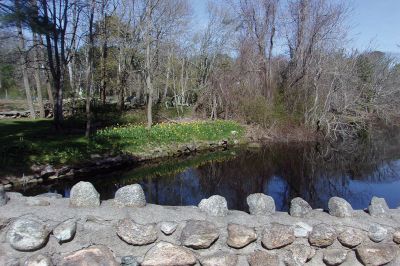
(1, 182, 400, 266)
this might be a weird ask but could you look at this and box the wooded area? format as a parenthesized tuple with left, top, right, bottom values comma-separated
(0, 0, 399, 139)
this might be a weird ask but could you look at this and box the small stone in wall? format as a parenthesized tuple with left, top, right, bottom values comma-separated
(0, 185, 9, 206)
(323, 248, 348, 266)
(246, 193, 275, 215)
(114, 184, 146, 208)
(120, 256, 139, 266)
(328, 197, 353, 218)
(356, 244, 398, 266)
(393, 229, 400, 244)
(116, 218, 157, 246)
(25, 197, 50, 206)
(368, 224, 387, 242)
(201, 252, 238, 266)
(248, 251, 280, 266)
(198, 195, 228, 216)
(7, 217, 50, 251)
(285, 243, 315, 265)
(289, 197, 312, 217)
(262, 223, 295, 249)
(294, 222, 313, 238)
(159, 221, 178, 235)
(141, 242, 197, 266)
(180, 220, 219, 249)
(53, 219, 77, 243)
(23, 254, 52, 266)
(368, 196, 389, 217)
(308, 223, 336, 247)
(226, 223, 257, 248)
(58, 245, 118, 266)
(69, 181, 100, 207)
(337, 227, 364, 248)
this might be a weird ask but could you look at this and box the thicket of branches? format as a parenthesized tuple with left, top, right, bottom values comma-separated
(0, 0, 399, 139)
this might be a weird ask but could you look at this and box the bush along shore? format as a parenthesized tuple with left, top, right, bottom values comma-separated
(1, 182, 400, 265)
(0, 120, 245, 189)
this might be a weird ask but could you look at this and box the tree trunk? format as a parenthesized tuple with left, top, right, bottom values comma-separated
(85, 0, 96, 138)
(100, 0, 108, 105)
(145, 0, 153, 128)
(33, 33, 45, 118)
(162, 52, 171, 103)
(16, 14, 35, 119)
(69, 0, 78, 112)
(45, 74, 54, 107)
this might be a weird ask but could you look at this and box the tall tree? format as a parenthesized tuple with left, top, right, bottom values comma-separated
(145, 0, 154, 128)
(15, 0, 35, 118)
(85, 0, 96, 137)
(39, 0, 79, 129)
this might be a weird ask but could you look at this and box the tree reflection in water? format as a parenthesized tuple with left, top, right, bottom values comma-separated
(18, 130, 400, 211)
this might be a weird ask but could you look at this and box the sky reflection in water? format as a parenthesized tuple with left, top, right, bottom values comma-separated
(20, 137, 400, 212)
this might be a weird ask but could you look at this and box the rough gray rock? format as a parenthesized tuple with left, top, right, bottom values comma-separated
(53, 219, 77, 243)
(180, 220, 219, 249)
(328, 197, 353, 217)
(198, 195, 228, 216)
(323, 249, 348, 266)
(23, 254, 52, 266)
(368, 224, 387, 242)
(368, 196, 389, 217)
(40, 165, 56, 178)
(116, 218, 157, 245)
(308, 223, 336, 247)
(285, 243, 315, 265)
(289, 197, 312, 217)
(201, 252, 238, 266)
(337, 228, 364, 248)
(248, 251, 279, 266)
(386, 253, 400, 266)
(25, 197, 50, 206)
(36, 192, 63, 199)
(7, 217, 49, 251)
(0, 185, 9, 206)
(393, 230, 400, 244)
(0, 217, 10, 230)
(294, 222, 313, 238)
(141, 242, 197, 266)
(120, 256, 139, 266)
(59, 245, 118, 266)
(114, 184, 146, 207)
(159, 221, 178, 235)
(356, 244, 398, 266)
(226, 223, 257, 248)
(262, 223, 295, 249)
(246, 193, 275, 215)
(69, 181, 100, 207)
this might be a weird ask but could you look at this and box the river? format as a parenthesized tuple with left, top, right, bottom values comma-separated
(17, 129, 400, 212)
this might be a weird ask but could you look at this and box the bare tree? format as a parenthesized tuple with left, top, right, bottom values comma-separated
(15, 0, 35, 118)
(39, 0, 80, 129)
(235, 0, 279, 99)
(85, 0, 96, 137)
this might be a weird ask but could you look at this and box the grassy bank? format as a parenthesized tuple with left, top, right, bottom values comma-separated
(95, 120, 244, 153)
(0, 119, 244, 176)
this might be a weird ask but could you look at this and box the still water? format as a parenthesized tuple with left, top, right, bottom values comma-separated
(19, 129, 400, 212)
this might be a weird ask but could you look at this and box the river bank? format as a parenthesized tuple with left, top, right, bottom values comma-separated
(0, 182, 400, 265)
(0, 119, 249, 186)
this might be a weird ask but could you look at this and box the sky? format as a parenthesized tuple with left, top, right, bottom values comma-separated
(189, 0, 400, 54)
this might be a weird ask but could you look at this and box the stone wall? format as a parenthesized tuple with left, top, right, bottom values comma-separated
(0, 182, 400, 266)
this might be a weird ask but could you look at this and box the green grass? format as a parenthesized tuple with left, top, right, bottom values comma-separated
(94, 120, 244, 153)
(0, 118, 244, 176)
